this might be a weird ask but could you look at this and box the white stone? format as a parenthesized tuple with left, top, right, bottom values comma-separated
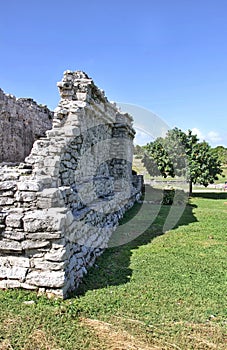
(44, 247, 67, 262)
(0, 240, 22, 252)
(26, 270, 65, 288)
(6, 211, 24, 228)
(23, 209, 66, 232)
(22, 240, 50, 250)
(17, 181, 41, 192)
(0, 266, 28, 281)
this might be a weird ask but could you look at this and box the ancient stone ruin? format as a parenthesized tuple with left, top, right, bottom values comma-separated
(0, 71, 143, 297)
(0, 89, 53, 163)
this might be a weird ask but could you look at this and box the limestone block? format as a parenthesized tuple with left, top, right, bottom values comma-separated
(31, 258, 66, 271)
(22, 240, 50, 250)
(2, 172, 20, 181)
(51, 238, 66, 249)
(0, 197, 14, 206)
(0, 240, 22, 252)
(23, 209, 66, 232)
(25, 231, 62, 240)
(6, 211, 24, 228)
(1, 230, 25, 241)
(43, 157, 60, 168)
(0, 181, 17, 191)
(15, 191, 37, 203)
(0, 280, 21, 289)
(0, 256, 30, 268)
(0, 266, 28, 281)
(64, 126, 80, 137)
(17, 181, 41, 192)
(0, 191, 14, 197)
(37, 188, 64, 209)
(44, 247, 67, 262)
(26, 270, 65, 288)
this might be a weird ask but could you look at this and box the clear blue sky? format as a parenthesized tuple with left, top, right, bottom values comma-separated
(1, 0, 227, 147)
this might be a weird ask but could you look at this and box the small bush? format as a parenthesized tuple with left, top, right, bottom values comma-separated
(162, 188, 187, 205)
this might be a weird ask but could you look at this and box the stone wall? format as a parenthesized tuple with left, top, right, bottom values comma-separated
(0, 89, 53, 163)
(0, 71, 142, 297)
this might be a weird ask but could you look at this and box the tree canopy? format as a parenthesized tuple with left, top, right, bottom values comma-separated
(142, 128, 223, 194)
(211, 146, 227, 165)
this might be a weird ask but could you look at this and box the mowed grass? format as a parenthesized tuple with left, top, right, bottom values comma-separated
(0, 190, 227, 349)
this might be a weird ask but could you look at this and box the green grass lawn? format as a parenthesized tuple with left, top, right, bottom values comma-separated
(0, 190, 227, 349)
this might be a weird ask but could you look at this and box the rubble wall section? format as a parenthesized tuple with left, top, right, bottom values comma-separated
(0, 89, 53, 163)
(0, 71, 142, 297)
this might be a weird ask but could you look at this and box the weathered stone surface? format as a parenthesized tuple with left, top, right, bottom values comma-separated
(6, 211, 24, 228)
(1, 231, 25, 241)
(31, 258, 66, 271)
(15, 191, 37, 203)
(21, 240, 50, 250)
(23, 210, 66, 232)
(44, 248, 67, 262)
(0, 256, 30, 267)
(25, 231, 62, 240)
(0, 266, 28, 281)
(0, 88, 53, 163)
(0, 280, 21, 289)
(17, 181, 41, 192)
(0, 240, 22, 252)
(0, 197, 14, 206)
(26, 270, 65, 288)
(0, 181, 17, 190)
(0, 70, 142, 298)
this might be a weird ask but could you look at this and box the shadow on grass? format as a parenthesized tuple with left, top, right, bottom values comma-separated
(191, 192, 227, 200)
(74, 185, 198, 296)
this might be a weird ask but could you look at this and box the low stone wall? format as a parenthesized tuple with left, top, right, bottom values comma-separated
(0, 71, 142, 297)
(0, 89, 53, 163)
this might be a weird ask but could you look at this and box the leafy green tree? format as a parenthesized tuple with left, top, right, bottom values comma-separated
(211, 146, 227, 165)
(142, 128, 223, 194)
(133, 144, 145, 158)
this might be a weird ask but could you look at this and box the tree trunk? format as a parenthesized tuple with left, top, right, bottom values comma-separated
(189, 180, 193, 196)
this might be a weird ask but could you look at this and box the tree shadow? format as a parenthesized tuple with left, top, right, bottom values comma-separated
(191, 192, 227, 200)
(74, 185, 198, 297)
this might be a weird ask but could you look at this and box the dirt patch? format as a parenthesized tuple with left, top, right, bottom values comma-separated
(24, 329, 62, 350)
(81, 317, 162, 350)
(0, 340, 13, 350)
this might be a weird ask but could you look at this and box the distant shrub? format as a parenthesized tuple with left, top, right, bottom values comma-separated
(162, 188, 187, 205)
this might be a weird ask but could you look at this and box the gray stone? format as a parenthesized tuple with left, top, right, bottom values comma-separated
(0, 266, 28, 281)
(22, 240, 50, 250)
(44, 248, 67, 262)
(0, 280, 21, 289)
(17, 181, 41, 192)
(26, 270, 65, 288)
(0, 181, 17, 191)
(0, 240, 22, 252)
(6, 212, 24, 228)
(0, 256, 30, 268)
(1, 231, 25, 241)
(0, 70, 142, 298)
(31, 258, 65, 271)
(0, 197, 14, 206)
(25, 231, 62, 240)
(23, 209, 66, 232)
(0, 89, 53, 163)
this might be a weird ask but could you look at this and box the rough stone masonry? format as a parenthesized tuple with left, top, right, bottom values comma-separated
(0, 71, 143, 298)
